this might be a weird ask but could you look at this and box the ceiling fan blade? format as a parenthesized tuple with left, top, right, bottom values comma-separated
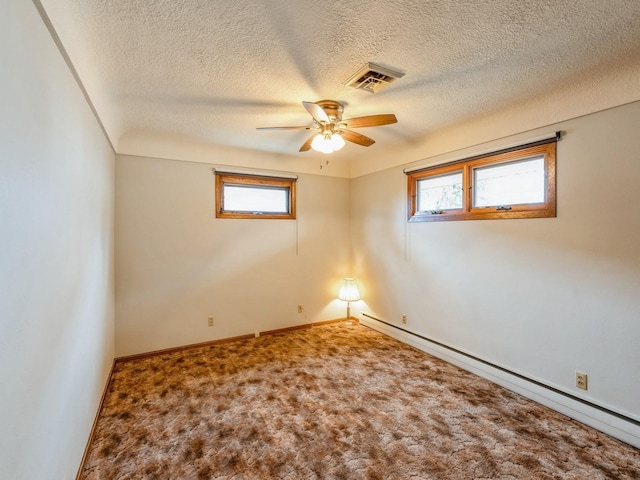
(340, 129, 375, 147)
(256, 126, 312, 130)
(299, 133, 317, 152)
(342, 114, 397, 128)
(302, 101, 330, 124)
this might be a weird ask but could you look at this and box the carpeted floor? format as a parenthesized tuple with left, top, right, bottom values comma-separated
(81, 322, 640, 479)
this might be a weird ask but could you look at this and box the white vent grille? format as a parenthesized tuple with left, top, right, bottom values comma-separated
(343, 63, 405, 93)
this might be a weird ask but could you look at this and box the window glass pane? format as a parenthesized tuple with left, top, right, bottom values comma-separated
(223, 185, 288, 213)
(473, 156, 544, 207)
(417, 172, 463, 211)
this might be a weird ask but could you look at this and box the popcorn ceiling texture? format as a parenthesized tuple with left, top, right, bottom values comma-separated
(80, 323, 640, 479)
(39, 0, 640, 163)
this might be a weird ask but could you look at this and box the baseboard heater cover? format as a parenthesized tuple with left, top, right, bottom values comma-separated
(361, 313, 640, 448)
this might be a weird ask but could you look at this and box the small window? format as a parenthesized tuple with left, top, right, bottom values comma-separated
(407, 141, 556, 222)
(215, 172, 296, 219)
(473, 156, 545, 208)
(416, 168, 464, 215)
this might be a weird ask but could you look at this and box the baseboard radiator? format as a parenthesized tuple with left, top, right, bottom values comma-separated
(361, 313, 640, 449)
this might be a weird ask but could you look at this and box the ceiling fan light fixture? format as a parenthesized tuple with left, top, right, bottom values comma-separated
(311, 132, 345, 154)
(331, 132, 345, 151)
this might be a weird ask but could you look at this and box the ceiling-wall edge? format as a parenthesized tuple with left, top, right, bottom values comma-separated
(32, 0, 116, 153)
(350, 60, 640, 178)
(118, 59, 640, 181)
(117, 130, 353, 178)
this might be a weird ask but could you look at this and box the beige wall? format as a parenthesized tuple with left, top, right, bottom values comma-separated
(351, 101, 640, 442)
(115, 155, 351, 356)
(111, 103, 640, 445)
(5, 3, 640, 476)
(0, 1, 115, 478)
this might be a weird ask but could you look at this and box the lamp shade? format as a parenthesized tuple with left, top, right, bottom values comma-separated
(338, 278, 360, 302)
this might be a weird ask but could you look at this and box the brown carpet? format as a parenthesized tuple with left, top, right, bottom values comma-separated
(81, 322, 639, 479)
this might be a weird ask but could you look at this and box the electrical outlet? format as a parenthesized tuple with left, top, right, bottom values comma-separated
(576, 371, 588, 390)
(297, 305, 304, 313)
(208, 316, 214, 327)
(402, 315, 407, 324)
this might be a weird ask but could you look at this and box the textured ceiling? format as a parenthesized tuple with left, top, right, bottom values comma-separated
(39, 0, 640, 166)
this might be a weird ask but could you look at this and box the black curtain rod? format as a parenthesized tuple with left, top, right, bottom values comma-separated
(404, 131, 562, 175)
(212, 168, 298, 180)
(361, 313, 639, 428)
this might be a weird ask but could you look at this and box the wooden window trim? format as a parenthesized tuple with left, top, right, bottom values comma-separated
(411, 164, 467, 219)
(408, 142, 556, 222)
(215, 172, 297, 219)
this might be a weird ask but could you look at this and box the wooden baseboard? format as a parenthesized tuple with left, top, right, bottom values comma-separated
(260, 324, 312, 336)
(75, 359, 117, 480)
(313, 317, 357, 326)
(116, 318, 358, 363)
(261, 317, 356, 336)
(115, 334, 255, 363)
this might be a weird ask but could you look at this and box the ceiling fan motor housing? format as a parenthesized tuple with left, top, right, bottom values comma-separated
(315, 100, 344, 122)
(257, 99, 396, 151)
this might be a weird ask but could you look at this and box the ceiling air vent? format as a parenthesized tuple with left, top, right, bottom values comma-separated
(343, 63, 405, 94)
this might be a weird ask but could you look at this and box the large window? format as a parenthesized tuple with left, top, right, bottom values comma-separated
(215, 172, 296, 219)
(407, 141, 556, 222)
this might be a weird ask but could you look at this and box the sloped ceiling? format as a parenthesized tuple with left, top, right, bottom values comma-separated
(38, 0, 640, 171)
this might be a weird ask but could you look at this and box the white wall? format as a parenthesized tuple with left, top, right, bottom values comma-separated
(0, 1, 115, 478)
(351, 101, 640, 441)
(115, 155, 351, 356)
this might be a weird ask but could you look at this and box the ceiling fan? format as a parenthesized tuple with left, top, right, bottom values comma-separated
(257, 100, 397, 153)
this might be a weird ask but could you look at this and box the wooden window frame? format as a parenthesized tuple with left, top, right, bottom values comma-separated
(408, 142, 556, 222)
(215, 172, 297, 219)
